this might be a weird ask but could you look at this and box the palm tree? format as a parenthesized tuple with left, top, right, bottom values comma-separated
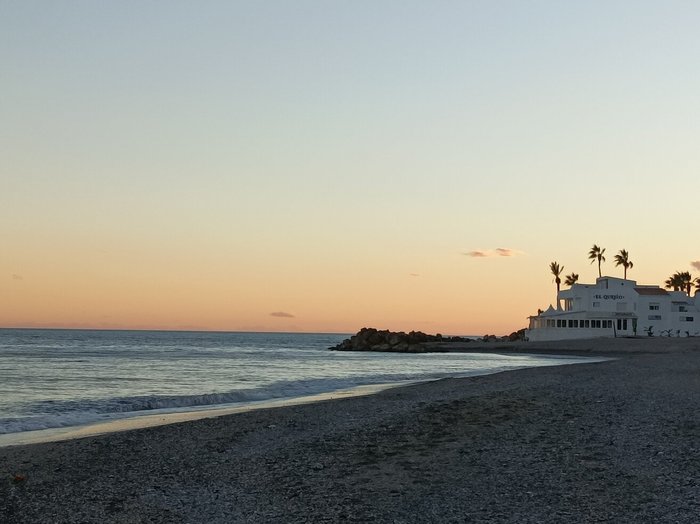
(665, 271, 693, 294)
(588, 244, 606, 278)
(613, 249, 633, 279)
(665, 272, 682, 291)
(564, 273, 579, 287)
(678, 271, 693, 295)
(550, 261, 564, 309)
(695, 277, 700, 293)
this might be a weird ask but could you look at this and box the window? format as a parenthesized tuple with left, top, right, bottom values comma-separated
(648, 315, 662, 320)
(584, 320, 590, 328)
(568, 320, 574, 328)
(579, 320, 585, 328)
(593, 302, 600, 308)
(649, 303, 659, 311)
(556, 319, 562, 328)
(679, 306, 687, 312)
(681, 316, 694, 322)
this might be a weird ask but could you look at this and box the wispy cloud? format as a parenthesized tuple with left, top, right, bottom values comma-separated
(12, 274, 23, 281)
(495, 248, 518, 257)
(691, 261, 700, 271)
(464, 248, 524, 258)
(409, 273, 420, 277)
(270, 311, 295, 318)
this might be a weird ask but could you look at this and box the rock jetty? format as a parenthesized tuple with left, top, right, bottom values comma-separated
(330, 327, 527, 352)
(329, 328, 463, 353)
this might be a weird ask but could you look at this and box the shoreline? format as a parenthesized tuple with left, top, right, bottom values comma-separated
(0, 382, 415, 448)
(2, 338, 700, 522)
(0, 352, 603, 448)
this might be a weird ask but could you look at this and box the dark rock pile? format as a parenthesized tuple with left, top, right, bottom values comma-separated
(482, 329, 527, 343)
(330, 327, 528, 352)
(329, 327, 469, 353)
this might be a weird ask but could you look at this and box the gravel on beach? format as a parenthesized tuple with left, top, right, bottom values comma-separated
(2, 338, 700, 523)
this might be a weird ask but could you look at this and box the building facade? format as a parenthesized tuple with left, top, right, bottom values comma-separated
(526, 276, 700, 341)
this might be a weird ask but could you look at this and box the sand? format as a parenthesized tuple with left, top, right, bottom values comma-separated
(2, 337, 700, 523)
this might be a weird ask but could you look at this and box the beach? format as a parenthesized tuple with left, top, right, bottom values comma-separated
(2, 338, 700, 523)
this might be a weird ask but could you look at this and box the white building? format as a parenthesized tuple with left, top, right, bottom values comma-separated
(526, 276, 700, 341)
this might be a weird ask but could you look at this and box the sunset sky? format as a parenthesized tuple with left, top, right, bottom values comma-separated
(2, 2, 699, 335)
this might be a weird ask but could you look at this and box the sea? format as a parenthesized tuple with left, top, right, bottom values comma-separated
(0, 329, 591, 437)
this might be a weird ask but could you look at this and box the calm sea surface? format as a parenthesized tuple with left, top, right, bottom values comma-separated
(0, 329, 590, 435)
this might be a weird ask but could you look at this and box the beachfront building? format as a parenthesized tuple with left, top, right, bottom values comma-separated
(526, 276, 700, 341)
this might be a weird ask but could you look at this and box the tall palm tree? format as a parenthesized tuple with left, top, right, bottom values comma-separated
(613, 249, 633, 279)
(588, 244, 606, 278)
(695, 277, 700, 292)
(550, 261, 564, 309)
(564, 273, 579, 286)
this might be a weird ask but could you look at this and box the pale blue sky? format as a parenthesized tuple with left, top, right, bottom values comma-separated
(2, 1, 699, 332)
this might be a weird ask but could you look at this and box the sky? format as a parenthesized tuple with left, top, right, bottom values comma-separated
(2, 1, 699, 335)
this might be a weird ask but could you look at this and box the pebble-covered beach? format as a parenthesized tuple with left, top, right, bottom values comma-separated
(2, 338, 699, 523)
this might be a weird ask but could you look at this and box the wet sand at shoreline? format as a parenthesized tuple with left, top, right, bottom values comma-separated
(2, 337, 699, 522)
(0, 383, 413, 449)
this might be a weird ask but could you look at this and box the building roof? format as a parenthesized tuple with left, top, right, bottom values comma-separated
(634, 287, 669, 296)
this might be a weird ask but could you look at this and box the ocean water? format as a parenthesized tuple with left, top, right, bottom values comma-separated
(0, 329, 590, 436)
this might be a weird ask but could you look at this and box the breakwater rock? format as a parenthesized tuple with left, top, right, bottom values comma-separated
(483, 329, 527, 343)
(330, 328, 528, 352)
(329, 328, 470, 353)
